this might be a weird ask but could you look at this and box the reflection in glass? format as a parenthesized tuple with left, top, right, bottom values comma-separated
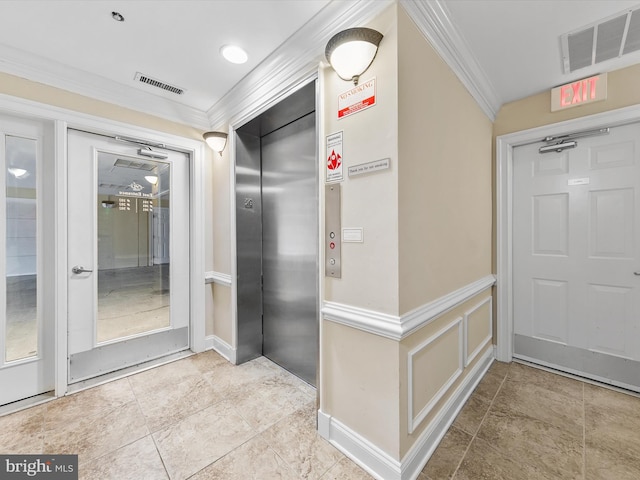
(5, 135, 38, 362)
(96, 153, 171, 343)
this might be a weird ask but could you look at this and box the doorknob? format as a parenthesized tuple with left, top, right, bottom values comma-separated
(72, 265, 93, 274)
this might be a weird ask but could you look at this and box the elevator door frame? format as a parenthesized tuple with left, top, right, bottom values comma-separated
(231, 77, 321, 386)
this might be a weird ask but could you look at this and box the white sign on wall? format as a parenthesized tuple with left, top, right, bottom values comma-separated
(326, 131, 344, 183)
(337, 78, 376, 119)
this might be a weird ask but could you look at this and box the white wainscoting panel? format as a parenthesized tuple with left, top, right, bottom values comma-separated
(407, 317, 464, 434)
(464, 296, 493, 367)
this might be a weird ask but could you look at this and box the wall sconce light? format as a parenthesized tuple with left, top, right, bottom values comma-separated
(144, 175, 158, 185)
(325, 27, 383, 85)
(203, 131, 228, 154)
(8, 167, 29, 178)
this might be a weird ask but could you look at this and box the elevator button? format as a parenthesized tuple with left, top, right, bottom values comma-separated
(330, 258, 336, 265)
(329, 232, 335, 239)
(330, 242, 335, 249)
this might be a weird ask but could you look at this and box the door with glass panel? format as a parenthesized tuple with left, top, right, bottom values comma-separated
(0, 115, 54, 406)
(67, 129, 190, 383)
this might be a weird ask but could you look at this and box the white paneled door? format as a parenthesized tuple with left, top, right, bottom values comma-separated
(67, 130, 190, 383)
(0, 115, 54, 406)
(513, 122, 640, 390)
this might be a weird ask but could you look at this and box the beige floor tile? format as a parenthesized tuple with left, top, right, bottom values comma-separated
(477, 403, 583, 479)
(487, 360, 510, 378)
(492, 376, 584, 437)
(202, 357, 281, 395)
(585, 440, 640, 480)
(472, 369, 505, 402)
(153, 400, 255, 480)
(183, 350, 229, 373)
(421, 426, 472, 479)
(44, 378, 135, 431)
(190, 435, 298, 480)
(79, 435, 168, 480)
(454, 437, 551, 480)
(136, 376, 224, 432)
(230, 374, 315, 432)
(261, 403, 343, 479)
(128, 358, 202, 398)
(585, 384, 640, 462)
(319, 457, 375, 479)
(507, 363, 583, 400)
(0, 403, 46, 454)
(44, 400, 149, 467)
(452, 391, 491, 436)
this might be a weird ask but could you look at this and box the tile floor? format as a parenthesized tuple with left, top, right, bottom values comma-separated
(2, 353, 640, 479)
(420, 360, 640, 480)
(0, 351, 371, 480)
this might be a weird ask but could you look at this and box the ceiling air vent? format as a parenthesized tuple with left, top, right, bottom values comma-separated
(561, 6, 640, 74)
(134, 72, 184, 95)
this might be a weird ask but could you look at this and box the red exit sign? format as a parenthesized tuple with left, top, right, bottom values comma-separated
(551, 73, 607, 111)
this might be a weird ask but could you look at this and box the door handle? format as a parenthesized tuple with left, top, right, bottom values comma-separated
(72, 265, 93, 274)
(635, 272, 640, 276)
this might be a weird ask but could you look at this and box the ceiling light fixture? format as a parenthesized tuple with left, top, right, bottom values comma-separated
(7, 167, 28, 178)
(325, 27, 383, 85)
(145, 175, 158, 185)
(111, 11, 125, 22)
(220, 45, 248, 64)
(203, 131, 228, 154)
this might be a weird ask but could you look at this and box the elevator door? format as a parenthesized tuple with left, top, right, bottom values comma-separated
(261, 112, 317, 385)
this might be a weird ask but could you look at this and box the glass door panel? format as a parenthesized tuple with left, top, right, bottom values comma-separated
(5, 135, 38, 362)
(96, 154, 171, 343)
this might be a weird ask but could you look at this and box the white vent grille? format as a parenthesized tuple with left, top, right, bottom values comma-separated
(561, 6, 640, 74)
(134, 72, 184, 95)
(114, 158, 155, 171)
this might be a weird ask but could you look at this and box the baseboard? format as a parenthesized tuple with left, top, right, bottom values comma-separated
(318, 346, 495, 480)
(317, 410, 402, 480)
(206, 335, 237, 364)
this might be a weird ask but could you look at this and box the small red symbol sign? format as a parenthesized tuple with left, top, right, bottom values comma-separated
(327, 150, 342, 170)
(330, 242, 335, 249)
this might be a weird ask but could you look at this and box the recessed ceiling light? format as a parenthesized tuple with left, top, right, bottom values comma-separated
(220, 45, 248, 64)
(112, 11, 125, 22)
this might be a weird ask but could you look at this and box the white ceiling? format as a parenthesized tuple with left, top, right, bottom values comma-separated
(0, 0, 638, 127)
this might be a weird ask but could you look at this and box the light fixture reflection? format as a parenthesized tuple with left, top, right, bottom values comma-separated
(203, 131, 228, 154)
(145, 175, 158, 185)
(8, 167, 28, 178)
(325, 27, 383, 85)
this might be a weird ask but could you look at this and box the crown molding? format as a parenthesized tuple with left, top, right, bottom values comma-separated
(0, 44, 210, 130)
(399, 0, 501, 121)
(206, 0, 395, 129)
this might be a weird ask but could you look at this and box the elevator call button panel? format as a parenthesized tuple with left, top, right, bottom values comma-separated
(325, 184, 341, 278)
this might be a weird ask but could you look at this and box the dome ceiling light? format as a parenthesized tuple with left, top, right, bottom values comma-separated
(325, 27, 383, 86)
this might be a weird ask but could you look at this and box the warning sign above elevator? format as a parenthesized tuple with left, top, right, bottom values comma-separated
(338, 78, 376, 119)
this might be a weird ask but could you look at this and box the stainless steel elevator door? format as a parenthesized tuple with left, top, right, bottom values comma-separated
(261, 112, 318, 386)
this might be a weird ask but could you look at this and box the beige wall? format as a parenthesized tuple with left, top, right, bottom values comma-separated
(323, 4, 400, 316)
(397, 7, 493, 313)
(494, 63, 640, 136)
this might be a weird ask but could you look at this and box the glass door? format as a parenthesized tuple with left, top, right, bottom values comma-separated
(67, 129, 190, 383)
(0, 115, 54, 406)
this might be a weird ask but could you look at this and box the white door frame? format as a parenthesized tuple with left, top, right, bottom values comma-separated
(0, 93, 206, 399)
(496, 104, 640, 363)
